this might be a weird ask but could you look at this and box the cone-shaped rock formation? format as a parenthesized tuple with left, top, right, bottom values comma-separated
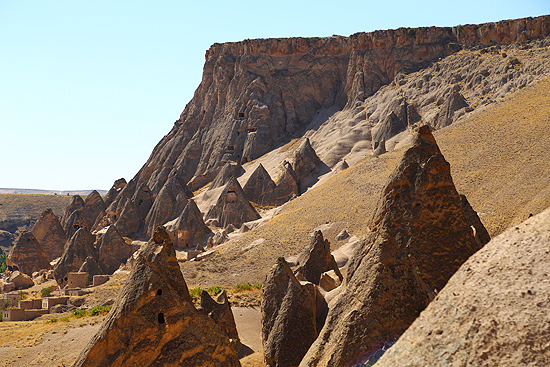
(294, 230, 342, 285)
(54, 228, 97, 286)
(205, 176, 260, 228)
(164, 199, 212, 248)
(209, 162, 245, 191)
(31, 208, 67, 261)
(143, 175, 189, 238)
(299, 125, 488, 367)
(200, 290, 240, 350)
(243, 164, 277, 205)
(104, 178, 127, 208)
(262, 257, 320, 367)
(96, 225, 133, 275)
(78, 256, 103, 284)
(72, 227, 241, 367)
(82, 191, 106, 230)
(292, 138, 321, 192)
(268, 163, 299, 206)
(114, 184, 154, 238)
(8, 231, 52, 276)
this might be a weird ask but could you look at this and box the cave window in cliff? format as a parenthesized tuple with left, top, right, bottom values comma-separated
(74, 224, 80, 230)
(157, 289, 162, 296)
(227, 145, 235, 152)
(247, 127, 257, 132)
(226, 191, 237, 203)
(158, 312, 165, 324)
(238, 112, 245, 119)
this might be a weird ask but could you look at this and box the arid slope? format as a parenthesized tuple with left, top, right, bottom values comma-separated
(181, 76, 550, 287)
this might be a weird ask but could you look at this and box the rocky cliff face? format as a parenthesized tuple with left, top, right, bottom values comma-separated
(109, 15, 550, 215)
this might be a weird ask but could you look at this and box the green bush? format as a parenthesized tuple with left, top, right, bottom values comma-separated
(46, 318, 58, 324)
(406, 28, 416, 37)
(41, 286, 54, 298)
(207, 286, 223, 296)
(89, 305, 112, 316)
(72, 309, 87, 318)
(0, 248, 6, 273)
(189, 287, 204, 301)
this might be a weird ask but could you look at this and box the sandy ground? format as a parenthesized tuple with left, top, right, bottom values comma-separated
(0, 319, 102, 367)
(233, 306, 262, 353)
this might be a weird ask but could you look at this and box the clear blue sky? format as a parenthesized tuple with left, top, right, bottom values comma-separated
(1, 1, 548, 191)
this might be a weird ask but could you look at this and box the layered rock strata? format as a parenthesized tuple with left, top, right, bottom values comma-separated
(106, 15, 550, 210)
(72, 227, 240, 367)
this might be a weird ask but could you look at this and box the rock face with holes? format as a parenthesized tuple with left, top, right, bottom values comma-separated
(164, 199, 212, 248)
(375, 207, 550, 367)
(63, 195, 87, 239)
(205, 176, 260, 228)
(299, 125, 488, 367)
(7, 231, 52, 276)
(294, 230, 342, 285)
(54, 228, 97, 287)
(31, 208, 67, 261)
(262, 257, 321, 367)
(72, 227, 241, 367)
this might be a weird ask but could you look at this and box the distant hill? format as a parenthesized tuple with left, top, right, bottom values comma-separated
(0, 188, 107, 196)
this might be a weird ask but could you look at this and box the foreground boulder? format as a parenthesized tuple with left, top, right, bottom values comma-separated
(375, 207, 550, 367)
(294, 230, 342, 285)
(31, 208, 67, 261)
(262, 258, 320, 367)
(8, 231, 51, 276)
(72, 227, 240, 367)
(300, 125, 488, 367)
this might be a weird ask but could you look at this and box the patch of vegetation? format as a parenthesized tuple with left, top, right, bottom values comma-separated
(189, 287, 204, 301)
(88, 305, 112, 316)
(0, 247, 6, 273)
(232, 283, 262, 292)
(73, 309, 87, 318)
(406, 28, 416, 37)
(41, 286, 54, 298)
(188, 286, 224, 301)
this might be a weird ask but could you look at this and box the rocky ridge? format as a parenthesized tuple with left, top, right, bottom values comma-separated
(106, 15, 550, 229)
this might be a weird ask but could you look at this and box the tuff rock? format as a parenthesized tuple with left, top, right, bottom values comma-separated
(294, 230, 342, 285)
(8, 231, 52, 276)
(205, 176, 260, 228)
(31, 208, 67, 261)
(54, 228, 97, 287)
(164, 199, 212, 248)
(375, 207, 550, 367)
(299, 125, 488, 367)
(261, 257, 320, 367)
(71, 227, 240, 367)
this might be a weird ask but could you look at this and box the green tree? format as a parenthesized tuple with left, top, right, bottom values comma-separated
(0, 248, 6, 273)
